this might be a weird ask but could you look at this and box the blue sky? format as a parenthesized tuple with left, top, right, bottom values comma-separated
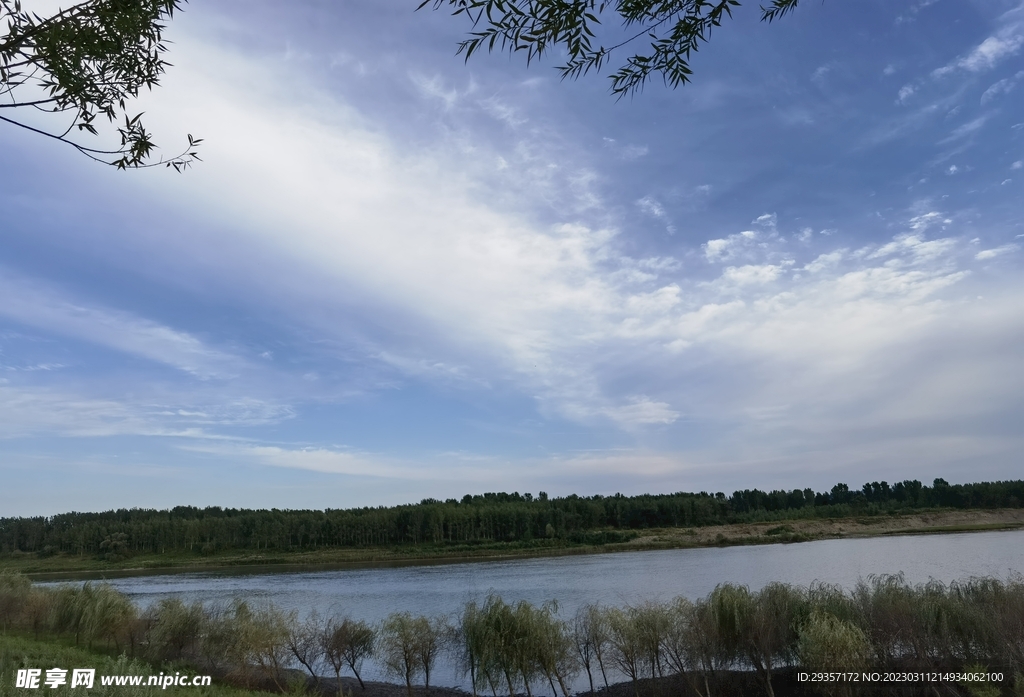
(2, 0, 1023, 516)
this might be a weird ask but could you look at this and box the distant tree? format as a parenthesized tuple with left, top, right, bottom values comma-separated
(99, 532, 130, 561)
(0, 0, 200, 169)
(421, 0, 804, 97)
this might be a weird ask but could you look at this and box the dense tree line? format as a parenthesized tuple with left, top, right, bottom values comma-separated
(2, 479, 1023, 559)
(1, 570, 1022, 696)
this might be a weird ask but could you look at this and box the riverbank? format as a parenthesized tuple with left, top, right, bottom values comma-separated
(6, 508, 1024, 580)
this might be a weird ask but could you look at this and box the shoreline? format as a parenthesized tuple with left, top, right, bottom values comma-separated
(8, 508, 1024, 582)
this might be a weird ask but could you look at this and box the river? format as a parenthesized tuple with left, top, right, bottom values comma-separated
(46, 529, 1024, 692)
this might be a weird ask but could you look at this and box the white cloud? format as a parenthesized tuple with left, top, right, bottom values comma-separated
(895, 0, 939, 25)
(754, 213, 778, 230)
(811, 64, 831, 86)
(80, 25, 1022, 446)
(703, 237, 737, 261)
(980, 71, 1024, 103)
(636, 256, 682, 272)
(939, 116, 988, 144)
(637, 196, 676, 234)
(637, 196, 666, 219)
(906, 211, 951, 233)
(897, 84, 916, 104)
(409, 73, 467, 110)
(0, 386, 148, 438)
(720, 264, 783, 285)
(602, 396, 679, 426)
(479, 96, 527, 128)
(933, 32, 1024, 77)
(0, 384, 291, 439)
(702, 218, 777, 263)
(621, 145, 649, 160)
(0, 271, 238, 378)
(975, 244, 1019, 260)
(602, 137, 648, 160)
(1013, 160, 1023, 169)
(804, 251, 844, 273)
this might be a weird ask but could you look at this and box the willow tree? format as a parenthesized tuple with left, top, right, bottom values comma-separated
(379, 612, 442, 697)
(572, 603, 611, 694)
(421, 0, 804, 97)
(323, 617, 375, 692)
(0, 0, 200, 168)
(744, 583, 806, 697)
(797, 611, 871, 697)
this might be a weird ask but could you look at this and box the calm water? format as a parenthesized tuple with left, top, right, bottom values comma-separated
(52, 529, 1024, 691)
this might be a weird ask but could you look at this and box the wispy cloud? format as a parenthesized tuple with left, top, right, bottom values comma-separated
(636, 196, 676, 234)
(975, 244, 1019, 260)
(980, 70, 1024, 103)
(0, 271, 240, 378)
(125, 38, 1016, 440)
(0, 383, 293, 439)
(932, 21, 1024, 77)
(938, 115, 989, 144)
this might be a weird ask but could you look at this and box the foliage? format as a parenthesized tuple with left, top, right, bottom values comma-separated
(322, 616, 374, 691)
(0, 632, 279, 697)
(377, 612, 439, 697)
(743, 583, 806, 697)
(148, 597, 205, 661)
(0, 0, 200, 169)
(532, 602, 578, 696)
(235, 602, 294, 691)
(797, 610, 871, 697)
(285, 611, 325, 689)
(572, 602, 611, 693)
(421, 0, 803, 97)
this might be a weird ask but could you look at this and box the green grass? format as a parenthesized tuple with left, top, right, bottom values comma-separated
(0, 633, 278, 697)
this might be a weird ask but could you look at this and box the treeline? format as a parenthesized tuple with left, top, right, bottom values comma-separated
(1, 571, 1022, 696)
(2, 478, 1023, 559)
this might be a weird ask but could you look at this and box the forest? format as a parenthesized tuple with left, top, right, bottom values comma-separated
(2, 479, 1023, 560)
